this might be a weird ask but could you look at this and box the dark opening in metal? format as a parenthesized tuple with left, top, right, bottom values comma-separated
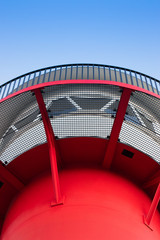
(122, 149, 134, 158)
(0, 181, 4, 188)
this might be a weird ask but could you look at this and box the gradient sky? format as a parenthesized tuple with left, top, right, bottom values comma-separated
(0, 0, 160, 85)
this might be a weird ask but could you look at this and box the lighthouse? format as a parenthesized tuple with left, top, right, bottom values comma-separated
(0, 64, 160, 239)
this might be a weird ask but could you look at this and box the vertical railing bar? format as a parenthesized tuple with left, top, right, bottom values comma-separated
(76, 65, 78, 79)
(155, 80, 160, 95)
(149, 78, 155, 93)
(135, 73, 139, 87)
(0, 86, 2, 97)
(104, 66, 106, 80)
(32, 72, 37, 85)
(98, 65, 100, 80)
(26, 74, 31, 88)
(48, 68, 52, 82)
(114, 68, 117, 82)
(130, 71, 134, 85)
(1, 84, 7, 99)
(59, 67, 62, 80)
(74, 65, 76, 80)
(17, 77, 21, 90)
(145, 76, 150, 91)
(119, 69, 123, 83)
(108, 67, 111, 81)
(70, 65, 73, 79)
(6, 82, 12, 96)
(54, 68, 57, 81)
(140, 74, 144, 89)
(65, 66, 67, 80)
(81, 65, 83, 79)
(93, 65, 94, 80)
(87, 65, 89, 79)
(21, 76, 26, 90)
(37, 71, 41, 85)
(124, 70, 128, 84)
(0, 86, 4, 99)
(11, 79, 17, 93)
(5, 84, 10, 98)
(42, 70, 46, 83)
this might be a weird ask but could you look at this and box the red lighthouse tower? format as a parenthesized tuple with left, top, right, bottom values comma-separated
(0, 64, 160, 239)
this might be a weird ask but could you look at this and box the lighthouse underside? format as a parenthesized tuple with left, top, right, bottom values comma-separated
(0, 64, 160, 239)
(1, 83, 160, 165)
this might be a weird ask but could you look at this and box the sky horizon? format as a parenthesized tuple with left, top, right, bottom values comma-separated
(0, 0, 160, 85)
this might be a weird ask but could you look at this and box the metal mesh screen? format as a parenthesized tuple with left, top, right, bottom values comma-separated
(43, 84, 121, 139)
(0, 92, 46, 164)
(119, 91, 160, 163)
(0, 84, 121, 164)
(1, 82, 160, 165)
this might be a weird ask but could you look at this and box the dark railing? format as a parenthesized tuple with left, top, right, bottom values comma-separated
(0, 64, 160, 100)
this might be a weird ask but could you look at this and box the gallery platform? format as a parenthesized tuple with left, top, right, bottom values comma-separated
(0, 64, 160, 239)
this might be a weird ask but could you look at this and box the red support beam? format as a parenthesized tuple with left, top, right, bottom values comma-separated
(144, 182, 160, 227)
(0, 163, 24, 191)
(33, 89, 62, 205)
(103, 88, 132, 169)
(143, 171, 160, 189)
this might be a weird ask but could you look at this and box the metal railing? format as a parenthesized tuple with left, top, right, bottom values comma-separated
(0, 64, 160, 100)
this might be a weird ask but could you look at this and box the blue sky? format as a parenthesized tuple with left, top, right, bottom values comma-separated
(0, 0, 160, 84)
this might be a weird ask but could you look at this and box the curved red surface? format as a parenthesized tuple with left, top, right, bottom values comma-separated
(1, 77, 160, 239)
(1, 169, 160, 240)
(6, 138, 159, 186)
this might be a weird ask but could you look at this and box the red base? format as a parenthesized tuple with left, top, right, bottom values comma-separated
(1, 168, 160, 240)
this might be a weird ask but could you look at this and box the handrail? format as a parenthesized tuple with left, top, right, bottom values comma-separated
(0, 63, 160, 99)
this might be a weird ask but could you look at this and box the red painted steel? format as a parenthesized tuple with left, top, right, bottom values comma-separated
(143, 170, 160, 189)
(0, 163, 24, 191)
(6, 137, 160, 187)
(143, 177, 160, 189)
(0, 79, 160, 239)
(145, 183, 160, 226)
(34, 89, 62, 205)
(1, 169, 160, 240)
(103, 88, 132, 169)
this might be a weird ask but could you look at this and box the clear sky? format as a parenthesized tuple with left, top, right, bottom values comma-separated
(0, 0, 160, 85)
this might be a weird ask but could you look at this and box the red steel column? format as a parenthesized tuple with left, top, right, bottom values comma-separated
(143, 170, 160, 189)
(33, 89, 62, 205)
(103, 88, 132, 169)
(144, 182, 160, 226)
(0, 163, 24, 191)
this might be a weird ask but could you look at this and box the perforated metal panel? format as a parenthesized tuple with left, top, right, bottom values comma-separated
(0, 92, 46, 164)
(119, 91, 160, 162)
(1, 82, 160, 164)
(43, 84, 121, 139)
(0, 84, 121, 164)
